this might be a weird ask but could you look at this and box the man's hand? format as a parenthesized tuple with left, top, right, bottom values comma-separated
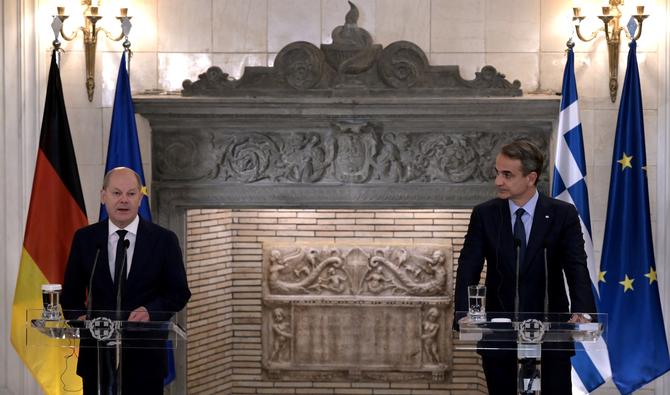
(128, 306, 150, 322)
(568, 313, 592, 323)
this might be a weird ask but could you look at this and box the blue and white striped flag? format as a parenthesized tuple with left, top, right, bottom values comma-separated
(551, 43, 612, 394)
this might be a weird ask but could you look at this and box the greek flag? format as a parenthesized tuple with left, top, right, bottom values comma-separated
(551, 44, 611, 394)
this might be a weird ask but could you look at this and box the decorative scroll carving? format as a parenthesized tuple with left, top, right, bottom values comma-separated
(377, 41, 429, 89)
(275, 42, 326, 90)
(181, 2, 521, 97)
(262, 243, 452, 382)
(153, 123, 548, 186)
(154, 132, 220, 181)
(266, 246, 449, 296)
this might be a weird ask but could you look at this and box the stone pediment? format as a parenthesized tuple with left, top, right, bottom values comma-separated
(182, 2, 521, 97)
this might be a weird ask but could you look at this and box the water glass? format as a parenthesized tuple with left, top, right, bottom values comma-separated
(467, 285, 486, 321)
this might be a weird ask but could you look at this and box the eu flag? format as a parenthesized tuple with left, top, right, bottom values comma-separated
(551, 43, 611, 394)
(599, 40, 670, 394)
(102, 52, 177, 385)
(100, 52, 151, 221)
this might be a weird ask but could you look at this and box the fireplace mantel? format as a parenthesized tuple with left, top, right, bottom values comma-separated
(134, 95, 559, 221)
(133, 4, 560, 392)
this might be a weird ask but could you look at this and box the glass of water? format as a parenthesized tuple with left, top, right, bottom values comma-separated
(41, 283, 62, 321)
(467, 285, 486, 322)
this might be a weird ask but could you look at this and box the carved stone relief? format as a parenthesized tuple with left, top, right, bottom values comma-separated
(262, 244, 452, 382)
(153, 122, 549, 186)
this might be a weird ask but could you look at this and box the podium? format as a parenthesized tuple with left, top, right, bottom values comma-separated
(456, 312, 606, 394)
(26, 308, 186, 395)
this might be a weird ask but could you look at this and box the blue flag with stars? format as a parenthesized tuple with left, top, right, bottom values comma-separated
(599, 40, 670, 394)
(100, 52, 151, 222)
(101, 52, 178, 386)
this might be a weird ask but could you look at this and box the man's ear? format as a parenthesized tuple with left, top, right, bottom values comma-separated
(528, 171, 538, 185)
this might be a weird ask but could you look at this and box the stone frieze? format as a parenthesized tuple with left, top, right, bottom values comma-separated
(265, 246, 450, 297)
(154, 122, 548, 185)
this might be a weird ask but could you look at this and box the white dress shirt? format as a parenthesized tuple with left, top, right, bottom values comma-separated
(508, 189, 539, 244)
(108, 215, 139, 281)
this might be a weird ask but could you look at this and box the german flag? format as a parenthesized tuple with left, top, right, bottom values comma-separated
(10, 51, 88, 394)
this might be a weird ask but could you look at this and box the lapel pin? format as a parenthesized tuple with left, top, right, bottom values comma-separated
(545, 215, 550, 219)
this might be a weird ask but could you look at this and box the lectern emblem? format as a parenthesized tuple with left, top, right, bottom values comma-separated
(88, 317, 116, 341)
(518, 319, 546, 344)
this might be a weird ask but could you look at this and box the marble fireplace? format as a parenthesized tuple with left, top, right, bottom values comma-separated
(133, 4, 558, 394)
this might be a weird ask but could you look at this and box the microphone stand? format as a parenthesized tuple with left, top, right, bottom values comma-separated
(86, 246, 102, 395)
(514, 239, 521, 323)
(543, 246, 549, 322)
(87, 247, 101, 321)
(114, 240, 129, 395)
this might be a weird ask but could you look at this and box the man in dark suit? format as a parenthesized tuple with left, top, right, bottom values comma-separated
(62, 167, 191, 395)
(454, 140, 596, 395)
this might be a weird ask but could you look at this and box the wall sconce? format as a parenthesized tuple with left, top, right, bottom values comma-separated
(572, 0, 648, 102)
(50, 1, 132, 102)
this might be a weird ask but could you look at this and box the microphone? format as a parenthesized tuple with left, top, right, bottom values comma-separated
(495, 205, 506, 310)
(543, 242, 549, 322)
(116, 239, 130, 321)
(86, 245, 102, 320)
(514, 238, 522, 322)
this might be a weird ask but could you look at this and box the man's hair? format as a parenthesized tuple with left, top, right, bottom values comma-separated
(500, 139, 544, 185)
(102, 167, 142, 189)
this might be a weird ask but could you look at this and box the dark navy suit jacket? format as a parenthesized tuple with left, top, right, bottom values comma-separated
(455, 193, 596, 320)
(61, 218, 191, 382)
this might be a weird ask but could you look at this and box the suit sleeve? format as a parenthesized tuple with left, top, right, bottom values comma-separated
(454, 206, 487, 323)
(145, 230, 191, 321)
(61, 229, 88, 320)
(559, 204, 597, 315)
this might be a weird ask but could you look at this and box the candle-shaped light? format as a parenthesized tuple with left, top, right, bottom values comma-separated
(90, 6, 98, 16)
(120, 8, 128, 17)
(602, 6, 611, 15)
(57, 6, 65, 16)
(636, 5, 645, 15)
(573, 7, 582, 17)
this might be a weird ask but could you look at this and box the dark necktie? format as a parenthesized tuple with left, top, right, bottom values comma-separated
(114, 230, 128, 287)
(514, 208, 527, 264)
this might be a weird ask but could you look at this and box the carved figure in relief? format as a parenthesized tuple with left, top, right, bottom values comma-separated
(269, 248, 344, 294)
(364, 265, 393, 294)
(294, 248, 319, 278)
(278, 134, 332, 183)
(422, 307, 440, 364)
(315, 267, 348, 294)
(369, 249, 447, 296)
(271, 308, 292, 362)
(269, 250, 288, 283)
(373, 133, 405, 182)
